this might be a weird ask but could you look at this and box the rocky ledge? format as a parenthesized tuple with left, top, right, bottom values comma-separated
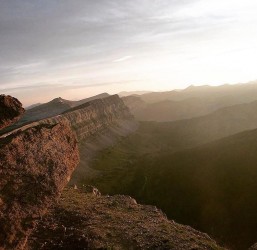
(0, 122, 79, 250)
(28, 188, 225, 250)
(0, 95, 25, 130)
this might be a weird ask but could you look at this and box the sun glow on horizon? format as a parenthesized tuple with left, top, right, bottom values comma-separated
(1, 0, 257, 105)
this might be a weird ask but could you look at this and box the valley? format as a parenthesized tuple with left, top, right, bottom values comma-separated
(71, 84, 257, 249)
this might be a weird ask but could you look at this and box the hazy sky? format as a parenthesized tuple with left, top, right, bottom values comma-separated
(1, 0, 257, 105)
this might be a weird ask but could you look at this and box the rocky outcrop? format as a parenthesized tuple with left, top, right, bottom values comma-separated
(28, 188, 226, 250)
(61, 94, 133, 141)
(0, 95, 24, 130)
(0, 122, 79, 250)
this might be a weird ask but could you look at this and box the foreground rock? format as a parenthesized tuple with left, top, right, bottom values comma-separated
(0, 122, 79, 249)
(28, 188, 226, 250)
(0, 95, 24, 130)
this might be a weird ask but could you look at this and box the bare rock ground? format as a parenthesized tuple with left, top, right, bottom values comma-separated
(28, 188, 226, 250)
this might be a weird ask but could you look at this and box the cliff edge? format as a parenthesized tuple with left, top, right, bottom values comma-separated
(28, 188, 226, 250)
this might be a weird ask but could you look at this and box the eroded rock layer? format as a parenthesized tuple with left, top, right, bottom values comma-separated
(48, 94, 134, 141)
(0, 122, 79, 250)
(0, 95, 25, 130)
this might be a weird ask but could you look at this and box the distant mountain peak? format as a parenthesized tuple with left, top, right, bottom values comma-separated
(51, 97, 66, 103)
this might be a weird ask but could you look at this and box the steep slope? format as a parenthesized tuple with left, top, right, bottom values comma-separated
(28, 188, 225, 250)
(0, 95, 24, 130)
(0, 121, 79, 250)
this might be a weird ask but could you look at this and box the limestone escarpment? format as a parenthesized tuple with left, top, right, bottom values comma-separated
(61, 94, 134, 141)
(0, 122, 79, 250)
(0, 95, 25, 130)
(28, 188, 226, 250)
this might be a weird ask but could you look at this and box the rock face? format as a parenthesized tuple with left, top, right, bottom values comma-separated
(0, 95, 25, 130)
(61, 94, 133, 141)
(0, 122, 79, 250)
(28, 188, 226, 250)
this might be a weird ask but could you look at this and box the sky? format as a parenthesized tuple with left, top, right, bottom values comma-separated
(1, 0, 257, 106)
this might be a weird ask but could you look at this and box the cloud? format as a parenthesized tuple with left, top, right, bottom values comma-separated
(113, 56, 133, 63)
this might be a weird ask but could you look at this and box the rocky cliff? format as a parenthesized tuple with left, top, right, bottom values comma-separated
(0, 122, 79, 250)
(61, 94, 133, 141)
(0, 95, 24, 130)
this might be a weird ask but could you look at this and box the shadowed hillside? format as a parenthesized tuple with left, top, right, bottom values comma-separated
(85, 127, 257, 249)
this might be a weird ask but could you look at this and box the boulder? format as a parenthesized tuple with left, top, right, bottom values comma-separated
(0, 122, 79, 249)
(0, 95, 25, 130)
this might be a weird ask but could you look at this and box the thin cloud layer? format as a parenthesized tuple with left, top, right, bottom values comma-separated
(0, 0, 257, 105)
